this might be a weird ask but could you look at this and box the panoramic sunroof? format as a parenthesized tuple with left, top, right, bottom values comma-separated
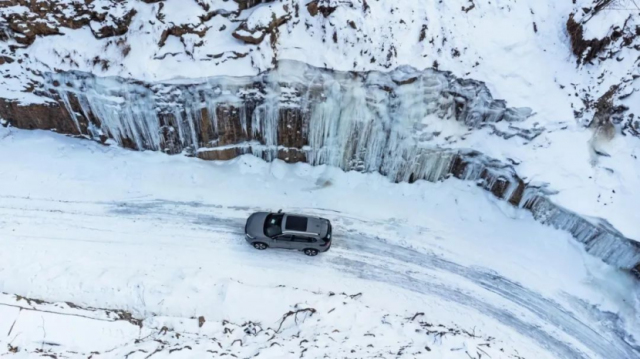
(285, 216, 308, 232)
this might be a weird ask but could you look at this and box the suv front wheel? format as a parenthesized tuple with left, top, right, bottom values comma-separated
(253, 242, 268, 250)
(303, 249, 318, 256)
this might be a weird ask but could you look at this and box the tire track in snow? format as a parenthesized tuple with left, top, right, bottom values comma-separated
(335, 235, 639, 359)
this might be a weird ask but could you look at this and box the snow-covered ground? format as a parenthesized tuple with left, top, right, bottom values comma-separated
(0, 290, 520, 359)
(0, 127, 639, 358)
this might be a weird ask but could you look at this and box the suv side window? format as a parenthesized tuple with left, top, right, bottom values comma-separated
(277, 234, 293, 241)
(292, 236, 315, 243)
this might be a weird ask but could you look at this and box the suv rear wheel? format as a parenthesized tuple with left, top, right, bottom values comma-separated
(253, 242, 268, 250)
(303, 248, 318, 256)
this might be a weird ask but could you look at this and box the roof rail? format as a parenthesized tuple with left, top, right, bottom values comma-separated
(283, 230, 319, 236)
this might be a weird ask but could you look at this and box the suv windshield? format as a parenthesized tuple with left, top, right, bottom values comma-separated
(264, 213, 284, 237)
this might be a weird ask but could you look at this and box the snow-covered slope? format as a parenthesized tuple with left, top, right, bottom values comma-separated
(2, 0, 638, 123)
(0, 290, 527, 358)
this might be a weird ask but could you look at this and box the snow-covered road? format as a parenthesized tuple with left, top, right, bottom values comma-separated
(1, 195, 638, 358)
(0, 128, 639, 358)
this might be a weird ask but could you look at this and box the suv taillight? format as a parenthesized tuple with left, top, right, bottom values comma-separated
(320, 223, 332, 245)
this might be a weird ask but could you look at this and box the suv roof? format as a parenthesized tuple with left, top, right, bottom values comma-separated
(284, 215, 308, 232)
(282, 213, 329, 238)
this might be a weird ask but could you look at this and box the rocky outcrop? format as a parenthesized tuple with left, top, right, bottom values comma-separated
(1, 60, 638, 273)
(566, 2, 639, 65)
(306, 0, 337, 18)
(0, 0, 138, 45)
(0, 98, 81, 135)
(235, 0, 275, 11)
(92, 9, 138, 39)
(158, 24, 208, 48)
(566, 14, 611, 66)
(232, 3, 291, 45)
(566, 4, 640, 136)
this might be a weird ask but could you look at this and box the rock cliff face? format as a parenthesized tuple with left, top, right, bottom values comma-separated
(1, 60, 639, 273)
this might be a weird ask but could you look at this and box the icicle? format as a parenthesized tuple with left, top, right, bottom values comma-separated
(172, 109, 187, 148)
(57, 90, 82, 134)
(528, 196, 640, 269)
(236, 105, 244, 136)
(204, 93, 219, 134)
(251, 102, 279, 161)
(185, 104, 201, 150)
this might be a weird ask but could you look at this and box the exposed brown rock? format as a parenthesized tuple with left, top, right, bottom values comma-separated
(0, 98, 81, 135)
(449, 155, 468, 179)
(197, 147, 245, 161)
(277, 148, 306, 163)
(6, 15, 61, 45)
(567, 14, 610, 65)
(0, 0, 19, 7)
(92, 9, 138, 39)
(196, 145, 306, 163)
(215, 105, 250, 146)
(306, 0, 318, 16)
(277, 108, 306, 148)
(232, 26, 266, 45)
(159, 24, 208, 48)
(158, 114, 182, 154)
(232, 8, 291, 45)
(306, 0, 336, 17)
(506, 178, 526, 206)
(486, 173, 511, 199)
(591, 84, 625, 133)
(0, 56, 14, 65)
(392, 77, 418, 86)
(235, 0, 275, 11)
(1, 0, 138, 46)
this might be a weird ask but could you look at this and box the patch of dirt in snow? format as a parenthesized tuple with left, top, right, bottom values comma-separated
(0, 290, 521, 359)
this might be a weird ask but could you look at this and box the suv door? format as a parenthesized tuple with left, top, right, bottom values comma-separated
(290, 235, 315, 250)
(273, 234, 294, 249)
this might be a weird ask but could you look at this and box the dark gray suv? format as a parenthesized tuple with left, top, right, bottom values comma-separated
(244, 211, 332, 256)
